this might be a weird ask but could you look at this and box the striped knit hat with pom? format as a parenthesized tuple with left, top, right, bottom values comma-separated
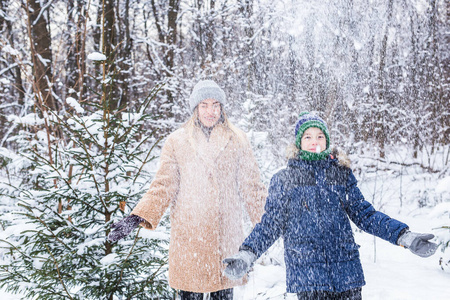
(294, 112, 330, 151)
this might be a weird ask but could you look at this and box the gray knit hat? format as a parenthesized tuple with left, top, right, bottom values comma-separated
(188, 80, 226, 113)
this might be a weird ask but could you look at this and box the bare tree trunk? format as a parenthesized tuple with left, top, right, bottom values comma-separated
(116, 0, 132, 109)
(194, 0, 206, 67)
(162, 0, 180, 120)
(288, 34, 299, 102)
(102, 0, 118, 111)
(151, 0, 165, 45)
(239, 0, 256, 92)
(149, 0, 180, 125)
(166, 0, 179, 76)
(26, 0, 58, 111)
(66, 0, 87, 102)
(205, 0, 216, 61)
(304, 13, 317, 108)
(375, 0, 394, 158)
(426, 0, 442, 153)
(103, 0, 116, 58)
(407, 3, 421, 159)
(0, 0, 25, 109)
(93, 1, 102, 52)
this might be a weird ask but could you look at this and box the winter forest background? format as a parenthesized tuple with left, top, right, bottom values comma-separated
(0, 0, 449, 299)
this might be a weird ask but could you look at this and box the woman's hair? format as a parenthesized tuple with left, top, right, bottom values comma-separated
(183, 105, 242, 137)
(183, 106, 199, 128)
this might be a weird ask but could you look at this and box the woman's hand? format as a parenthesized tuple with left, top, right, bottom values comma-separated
(107, 215, 144, 242)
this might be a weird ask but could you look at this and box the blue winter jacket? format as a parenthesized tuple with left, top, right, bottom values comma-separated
(242, 156, 408, 293)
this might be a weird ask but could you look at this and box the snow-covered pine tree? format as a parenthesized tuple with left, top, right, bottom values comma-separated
(0, 56, 173, 299)
(434, 178, 450, 273)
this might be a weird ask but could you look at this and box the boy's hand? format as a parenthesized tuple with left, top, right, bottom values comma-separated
(223, 250, 256, 280)
(398, 230, 438, 258)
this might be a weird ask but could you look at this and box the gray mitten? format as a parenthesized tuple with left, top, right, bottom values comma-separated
(107, 215, 144, 242)
(223, 250, 257, 280)
(397, 230, 438, 258)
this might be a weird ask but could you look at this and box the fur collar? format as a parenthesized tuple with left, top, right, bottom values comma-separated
(285, 144, 351, 168)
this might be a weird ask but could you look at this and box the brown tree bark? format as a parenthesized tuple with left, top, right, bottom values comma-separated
(426, 0, 444, 152)
(116, 0, 132, 110)
(150, 0, 179, 76)
(0, 0, 25, 108)
(26, 0, 58, 111)
(66, 0, 87, 103)
(205, 0, 216, 61)
(149, 0, 180, 125)
(239, 0, 257, 92)
(375, 0, 394, 158)
(166, 0, 180, 75)
(102, 0, 118, 111)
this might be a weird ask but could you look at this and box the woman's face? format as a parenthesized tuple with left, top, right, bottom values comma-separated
(301, 127, 326, 153)
(198, 98, 221, 127)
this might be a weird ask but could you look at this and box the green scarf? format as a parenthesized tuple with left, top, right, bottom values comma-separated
(299, 148, 331, 161)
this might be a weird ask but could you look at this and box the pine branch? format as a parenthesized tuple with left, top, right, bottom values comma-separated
(133, 134, 164, 185)
(14, 202, 74, 252)
(44, 244, 74, 300)
(0, 265, 32, 290)
(109, 227, 142, 297)
(21, 147, 81, 199)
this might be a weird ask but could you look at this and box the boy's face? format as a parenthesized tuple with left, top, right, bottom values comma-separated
(301, 127, 326, 153)
(198, 98, 221, 128)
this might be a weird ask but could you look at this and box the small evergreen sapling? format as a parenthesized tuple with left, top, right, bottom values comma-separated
(0, 79, 173, 299)
(436, 225, 450, 272)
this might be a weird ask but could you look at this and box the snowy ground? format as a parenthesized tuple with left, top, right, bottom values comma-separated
(1, 189, 448, 299)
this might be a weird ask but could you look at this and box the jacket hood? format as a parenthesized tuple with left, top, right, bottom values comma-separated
(286, 144, 351, 168)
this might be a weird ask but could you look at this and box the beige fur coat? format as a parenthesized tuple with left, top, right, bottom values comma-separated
(131, 122, 267, 293)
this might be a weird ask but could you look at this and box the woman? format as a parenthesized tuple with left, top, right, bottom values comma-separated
(223, 112, 437, 300)
(108, 80, 267, 299)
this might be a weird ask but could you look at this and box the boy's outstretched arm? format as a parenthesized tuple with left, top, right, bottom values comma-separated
(344, 171, 438, 258)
